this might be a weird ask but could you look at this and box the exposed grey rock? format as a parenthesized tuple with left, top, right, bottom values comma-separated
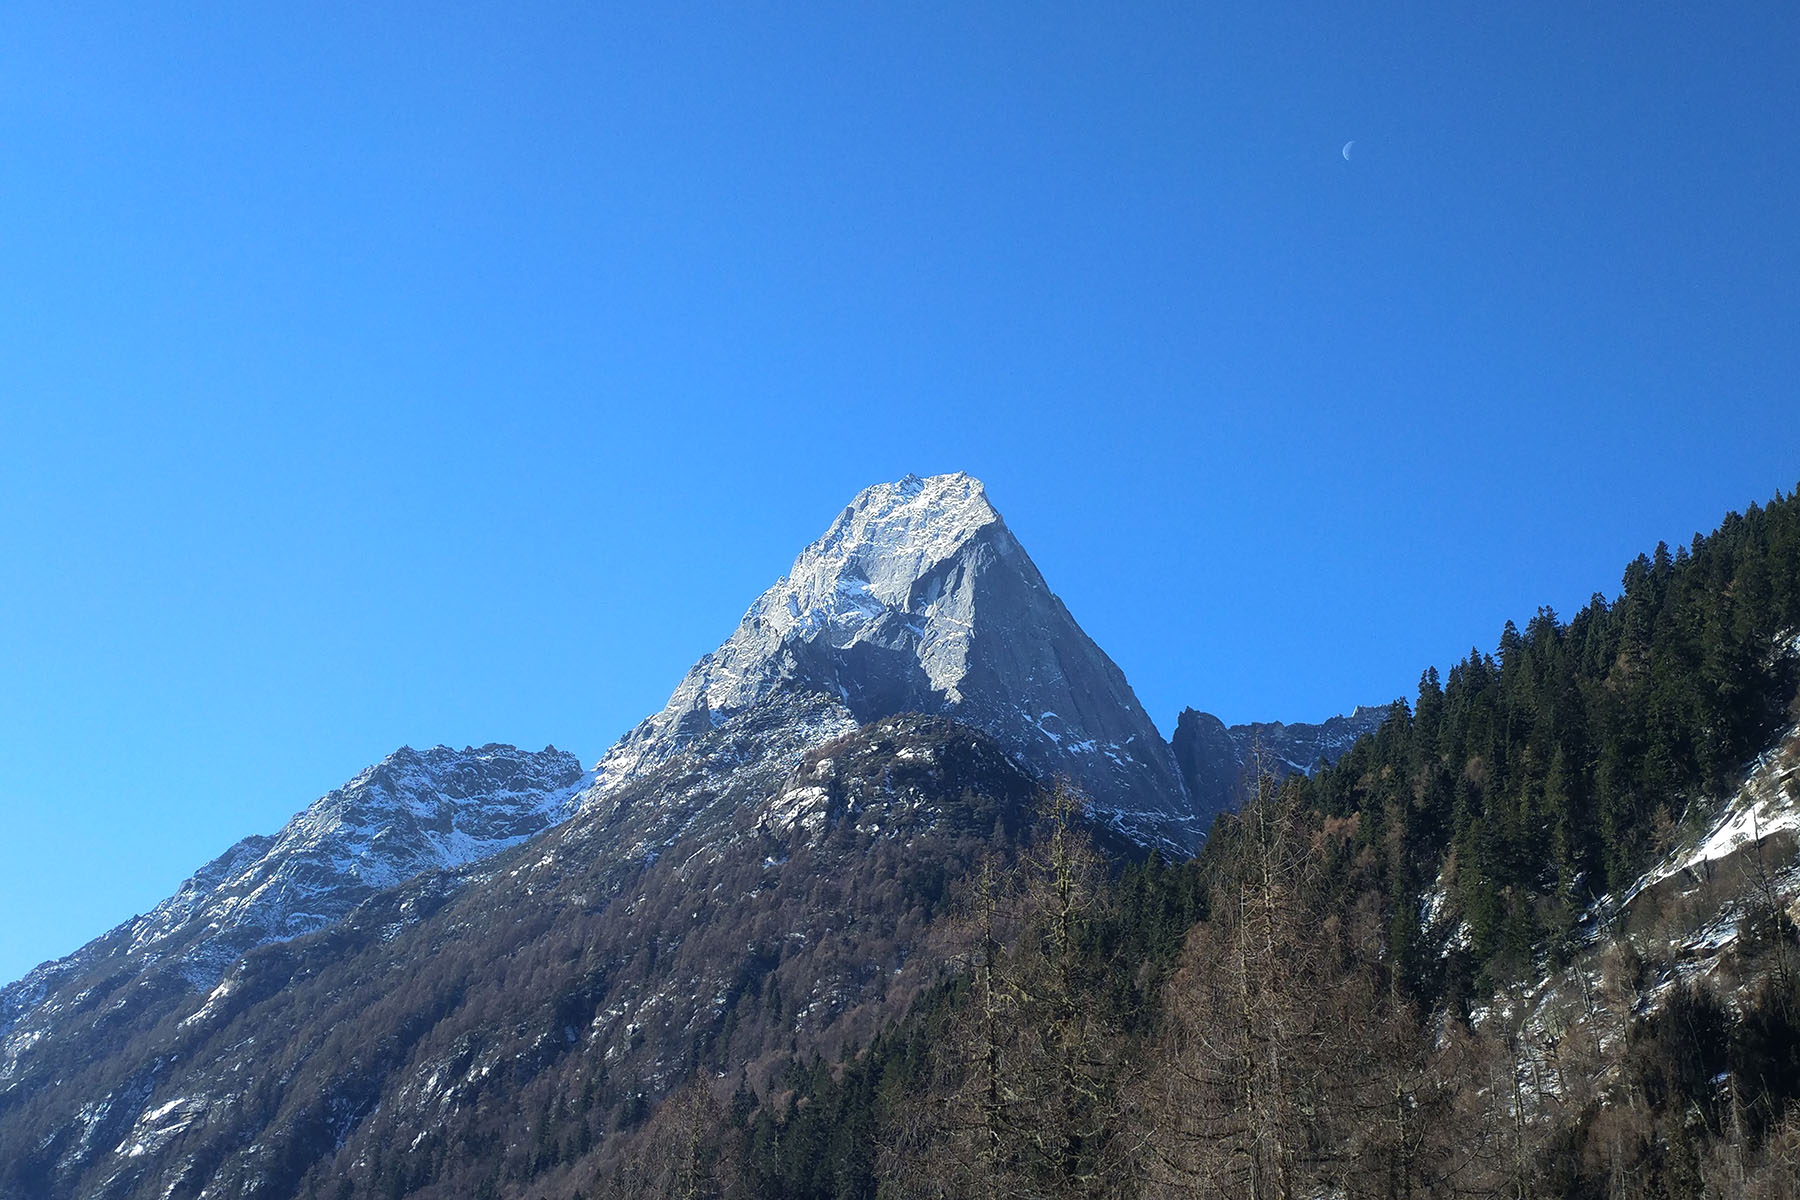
(1171, 709, 1243, 827)
(1172, 703, 1395, 826)
(587, 472, 1196, 849)
(125, 743, 591, 974)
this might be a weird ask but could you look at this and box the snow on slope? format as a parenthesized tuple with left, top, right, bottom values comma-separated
(132, 744, 590, 975)
(2, 744, 589, 1033)
(8, 470, 1189, 1040)
(591, 474, 1000, 786)
(1623, 719, 1800, 909)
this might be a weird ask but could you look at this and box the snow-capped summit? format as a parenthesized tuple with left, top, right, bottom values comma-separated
(589, 472, 1195, 847)
(748, 472, 1000, 663)
(0, 741, 591, 1099)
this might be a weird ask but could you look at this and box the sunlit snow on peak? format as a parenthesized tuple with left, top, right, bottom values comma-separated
(754, 472, 998, 637)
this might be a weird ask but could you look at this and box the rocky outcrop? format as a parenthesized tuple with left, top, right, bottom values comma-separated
(1172, 704, 1394, 826)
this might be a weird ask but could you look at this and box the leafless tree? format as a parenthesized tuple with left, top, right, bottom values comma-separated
(1132, 770, 1464, 1200)
(881, 782, 1128, 1200)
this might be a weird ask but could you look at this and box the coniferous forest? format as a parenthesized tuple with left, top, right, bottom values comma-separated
(592, 488, 1800, 1200)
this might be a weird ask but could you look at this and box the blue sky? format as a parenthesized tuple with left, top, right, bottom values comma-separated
(3, 2, 1798, 984)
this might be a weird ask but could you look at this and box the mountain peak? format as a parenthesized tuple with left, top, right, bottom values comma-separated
(819, 471, 997, 583)
(1172, 703, 1392, 824)
(589, 473, 1195, 847)
(749, 471, 999, 648)
(0, 741, 591, 1049)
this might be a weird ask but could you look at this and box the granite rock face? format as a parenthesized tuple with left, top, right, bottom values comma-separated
(0, 471, 1388, 1199)
(1171, 709, 1246, 826)
(1, 471, 1194, 1074)
(1172, 704, 1394, 826)
(585, 472, 1196, 849)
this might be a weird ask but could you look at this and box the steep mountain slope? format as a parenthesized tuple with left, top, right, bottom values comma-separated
(0, 715, 1045, 1200)
(9, 478, 1799, 1199)
(587, 472, 1195, 849)
(1516, 701, 1800, 1024)
(139, 743, 590, 972)
(1, 469, 1185, 1038)
(1171, 704, 1392, 824)
(0, 745, 587, 1108)
(663, 493, 1800, 1200)
(1366, 690, 1800, 1065)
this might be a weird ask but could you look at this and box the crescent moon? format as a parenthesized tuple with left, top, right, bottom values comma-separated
(1342, 140, 1355, 161)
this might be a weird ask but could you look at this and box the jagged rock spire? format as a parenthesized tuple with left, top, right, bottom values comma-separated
(590, 472, 1196, 847)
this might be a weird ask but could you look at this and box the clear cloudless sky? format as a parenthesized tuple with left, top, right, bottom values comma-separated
(3, 2, 1798, 984)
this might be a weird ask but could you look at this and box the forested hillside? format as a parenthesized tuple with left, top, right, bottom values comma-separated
(599, 487, 1800, 1200)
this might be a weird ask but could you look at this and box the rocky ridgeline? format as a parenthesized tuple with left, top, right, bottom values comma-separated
(1172, 704, 1394, 823)
(1, 744, 586, 1056)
